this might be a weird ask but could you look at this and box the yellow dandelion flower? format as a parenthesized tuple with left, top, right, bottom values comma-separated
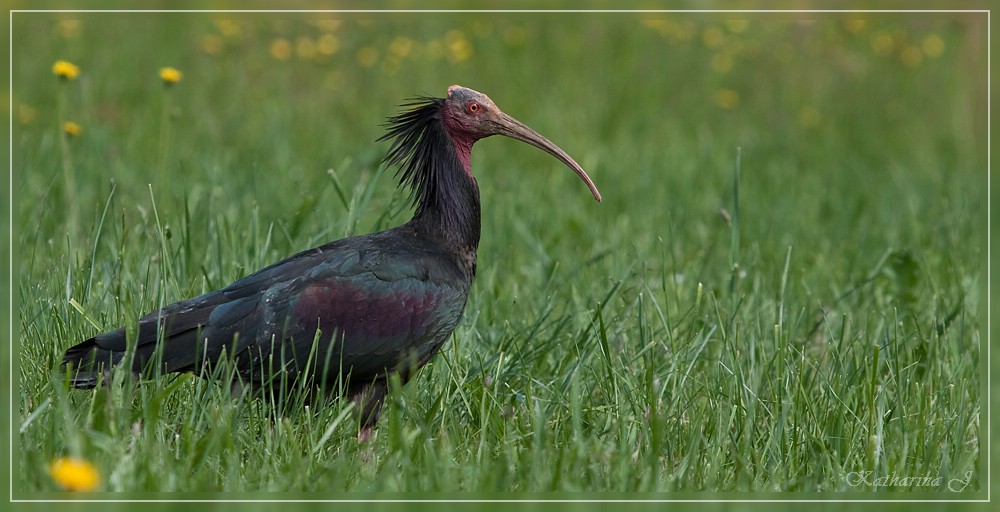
(318, 33, 340, 56)
(922, 34, 945, 58)
(702, 26, 726, 48)
(389, 36, 413, 59)
(445, 30, 472, 63)
(843, 20, 867, 33)
(714, 89, 740, 109)
(214, 20, 242, 39)
(673, 21, 696, 43)
(642, 19, 668, 31)
(52, 60, 80, 80)
(296, 36, 317, 60)
(870, 31, 894, 56)
(49, 457, 99, 491)
(63, 121, 82, 136)
(448, 40, 472, 62)
(159, 67, 183, 85)
(356, 46, 379, 68)
(270, 38, 292, 61)
(711, 52, 733, 73)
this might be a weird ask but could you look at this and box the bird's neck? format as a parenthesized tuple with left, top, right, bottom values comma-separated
(409, 133, 481, 277)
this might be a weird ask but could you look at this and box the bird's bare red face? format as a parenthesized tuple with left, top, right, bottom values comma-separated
(441, 84, 602, 202)
(443, 85, 499, 139)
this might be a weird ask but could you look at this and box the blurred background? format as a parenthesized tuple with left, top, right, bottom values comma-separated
(12, 10, 987, 271)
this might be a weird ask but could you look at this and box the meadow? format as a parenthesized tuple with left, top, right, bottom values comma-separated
(11, 11, 987, 498)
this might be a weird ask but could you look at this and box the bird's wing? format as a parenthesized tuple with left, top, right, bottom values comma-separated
(238, 243, 470, 384)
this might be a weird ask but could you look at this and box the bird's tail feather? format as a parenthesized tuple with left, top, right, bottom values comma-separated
(60, 291, 253, 388)
(62, 336, 128, 388)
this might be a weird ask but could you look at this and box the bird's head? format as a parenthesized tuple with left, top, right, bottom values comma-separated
(440, 85, 602, 202)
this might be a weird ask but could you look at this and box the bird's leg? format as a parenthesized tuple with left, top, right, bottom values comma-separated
(352, 380, 388, 442)
(357, 425, 374, 443)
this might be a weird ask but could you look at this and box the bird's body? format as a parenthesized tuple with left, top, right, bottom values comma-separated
(62, 86, 600, 438)
(64, 225, 473, 427)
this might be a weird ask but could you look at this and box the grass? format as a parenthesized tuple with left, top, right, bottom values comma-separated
(11, 12, 986, 497)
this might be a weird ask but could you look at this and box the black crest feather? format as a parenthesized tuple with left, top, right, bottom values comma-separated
(378, 96, 480, 247)
(379, 97, 452, 211)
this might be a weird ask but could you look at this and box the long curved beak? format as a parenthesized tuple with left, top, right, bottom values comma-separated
(492, 112, 602, 202)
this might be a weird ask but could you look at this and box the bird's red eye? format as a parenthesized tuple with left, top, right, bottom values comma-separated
(467, 102, 480, 114)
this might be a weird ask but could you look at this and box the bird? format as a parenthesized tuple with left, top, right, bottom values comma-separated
(62, 85, 602, 440)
